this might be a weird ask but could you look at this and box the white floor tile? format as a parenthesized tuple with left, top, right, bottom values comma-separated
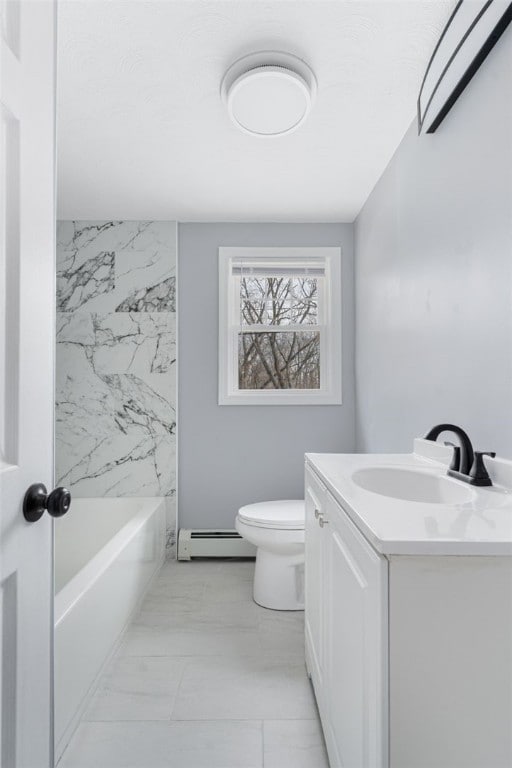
(203, 577, 255, 603)
(119, 624, 263, 657)
(161, 560, 223, 577)
(59, 720, 263, 768)
(263, 719, 329, 768)
(150, 579, 207, 599)
(147, 571, 206, 600)
(258, 609, 305, 632)
(141, 592, 205, 614)
(61, 560, 326, 768)
(84, 656, 187, 721)
(171, 655, 317, 721)
(138, 598, 261, 629)
(146, 560, 255, 601)
(258, 609, 306, 658)
(217, 560, 255, 581)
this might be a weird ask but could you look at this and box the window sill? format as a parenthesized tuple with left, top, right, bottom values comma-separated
(219, 390, 342, 406)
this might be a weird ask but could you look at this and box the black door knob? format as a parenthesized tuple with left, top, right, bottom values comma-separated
(23, 483, 71, 523)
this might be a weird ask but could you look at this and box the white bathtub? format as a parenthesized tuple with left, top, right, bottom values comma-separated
(54, 497, 166, 758)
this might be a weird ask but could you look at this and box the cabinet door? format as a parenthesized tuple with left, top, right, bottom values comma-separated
(323, 493, 388, 768)
(305, 466, 327, 689)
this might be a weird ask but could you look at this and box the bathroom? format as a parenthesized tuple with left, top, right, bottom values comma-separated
(1, 0, 512, 766)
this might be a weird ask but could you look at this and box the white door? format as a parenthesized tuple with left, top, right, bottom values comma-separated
(0, 1, 57, 766)
(324, 494, 388, 768)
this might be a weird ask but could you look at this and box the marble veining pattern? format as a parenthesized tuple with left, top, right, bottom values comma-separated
(57, 250, 115, 312)
(56, 372, 175, 497)
(57, 312, 176, 376)
(57, 221, 176, 314)
(55, 221, 177, 523)
(116, 275, 176, 312)
(57, 220, 173, 253)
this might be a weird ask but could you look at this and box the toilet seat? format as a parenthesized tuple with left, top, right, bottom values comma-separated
(237, 500, 304, 530)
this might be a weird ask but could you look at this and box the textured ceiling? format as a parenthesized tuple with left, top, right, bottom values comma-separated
(57, 0, 454, 222)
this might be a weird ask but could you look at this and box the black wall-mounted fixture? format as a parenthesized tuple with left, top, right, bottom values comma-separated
(418, 0, 512, 134)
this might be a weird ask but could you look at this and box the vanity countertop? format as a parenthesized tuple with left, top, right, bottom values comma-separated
(306, 439, 512, 556)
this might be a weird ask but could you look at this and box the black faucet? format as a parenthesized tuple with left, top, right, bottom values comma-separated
(424, 423, 495, 487)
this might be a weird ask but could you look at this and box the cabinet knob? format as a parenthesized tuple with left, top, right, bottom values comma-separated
(319, 514, 329, 528)
(314, 508, 321, 519)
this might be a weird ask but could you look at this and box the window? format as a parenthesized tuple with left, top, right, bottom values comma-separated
(219, 247, 342, 405)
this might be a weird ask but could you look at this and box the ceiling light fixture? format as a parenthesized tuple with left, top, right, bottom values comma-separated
(221, 51, 316, 137)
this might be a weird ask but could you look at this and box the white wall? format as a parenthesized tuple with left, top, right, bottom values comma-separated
(355, 28, 512, 458)
(178, 223, 355, 529)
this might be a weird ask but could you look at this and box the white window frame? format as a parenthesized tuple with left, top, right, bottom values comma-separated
(218, 246, 342, 405)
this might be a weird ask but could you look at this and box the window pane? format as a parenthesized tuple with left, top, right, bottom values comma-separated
(238, 331, 320, 390)
(240, 276, 318, 326)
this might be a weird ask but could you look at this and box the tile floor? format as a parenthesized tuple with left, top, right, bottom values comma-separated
(59, 559, 329, 768)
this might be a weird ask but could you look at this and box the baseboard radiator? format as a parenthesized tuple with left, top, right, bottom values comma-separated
(177, 529, 256, 560)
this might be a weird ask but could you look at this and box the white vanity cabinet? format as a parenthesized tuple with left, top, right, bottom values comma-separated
(305, 459, 512, 768)
(305, 465, 327, 688)
(305, 465, 388, 768)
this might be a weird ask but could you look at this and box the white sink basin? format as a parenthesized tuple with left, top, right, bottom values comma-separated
(351, 467, 475, 505)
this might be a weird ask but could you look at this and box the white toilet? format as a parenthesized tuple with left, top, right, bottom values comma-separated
(235, 500, 305, 611)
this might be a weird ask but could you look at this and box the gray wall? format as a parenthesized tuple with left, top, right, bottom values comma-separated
(355, 30, 512, 457)
(178, 223, 355, 529)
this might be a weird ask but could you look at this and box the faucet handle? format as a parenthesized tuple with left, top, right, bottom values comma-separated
(469, 451, 496, 486)
(444, 441, 461, 472)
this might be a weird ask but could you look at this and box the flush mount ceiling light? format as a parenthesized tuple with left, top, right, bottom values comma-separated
(221, 51, 317, 137)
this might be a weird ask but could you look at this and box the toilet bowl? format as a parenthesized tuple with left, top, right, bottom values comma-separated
(235, 500, 305, 611)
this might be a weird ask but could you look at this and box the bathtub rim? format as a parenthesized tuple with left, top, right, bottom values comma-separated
(54, 496, 166, 626)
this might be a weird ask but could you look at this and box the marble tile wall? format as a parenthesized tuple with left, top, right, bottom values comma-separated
(55, 221, 177, 546)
